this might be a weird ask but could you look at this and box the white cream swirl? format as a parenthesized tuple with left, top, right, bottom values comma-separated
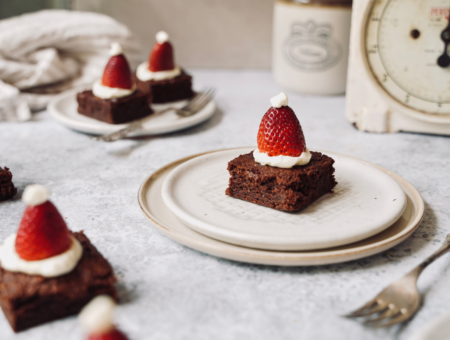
(0, 234, 83, 277)
(136, 62, 181, 81)
(92, 80, 136, 99)
(253, 148, 312, 168)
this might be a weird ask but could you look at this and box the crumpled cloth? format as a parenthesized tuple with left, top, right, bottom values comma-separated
(0, 10, 142, 121)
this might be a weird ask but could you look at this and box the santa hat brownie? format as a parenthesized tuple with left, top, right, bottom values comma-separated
(15, 184, 73, 261)
(101, 43, 134, 90)
(79, 295, 128, 340)
(148, 31, 175, 72)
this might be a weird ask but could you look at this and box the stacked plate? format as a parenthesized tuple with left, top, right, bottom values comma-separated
(138, 147, 424, 266)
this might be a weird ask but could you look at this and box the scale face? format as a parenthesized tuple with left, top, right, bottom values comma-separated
(346, 0, 450, 134)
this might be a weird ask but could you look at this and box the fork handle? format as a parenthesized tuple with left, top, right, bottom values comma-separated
(94, 120, 144, 142)
(408, 234, 450, 279)
(93, 107, 173, 142)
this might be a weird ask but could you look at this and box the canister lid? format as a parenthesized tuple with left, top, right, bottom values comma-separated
(285, 0, 352, 6)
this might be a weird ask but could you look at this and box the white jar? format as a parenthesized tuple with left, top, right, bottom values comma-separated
(272, 0, 352, 95)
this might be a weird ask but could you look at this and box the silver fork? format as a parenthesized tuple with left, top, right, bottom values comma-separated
(91, 87, 216, 142)
(346, 234, 450, 327)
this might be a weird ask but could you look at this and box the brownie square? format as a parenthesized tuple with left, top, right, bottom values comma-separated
(0, 167, 17, 201)
(77, 89, 153, 124)
(0, 231, 117, 332)
(135, 70, 194, 104)
(226, 151, 337, 212)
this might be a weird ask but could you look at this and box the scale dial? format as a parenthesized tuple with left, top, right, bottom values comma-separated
(365, 0, 450, 115)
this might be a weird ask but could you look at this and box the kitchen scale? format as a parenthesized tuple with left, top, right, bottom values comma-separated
(346, 0, 450, 135)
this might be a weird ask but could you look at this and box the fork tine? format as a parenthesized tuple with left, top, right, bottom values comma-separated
(354, 302, 389, 317)
(183, 92, 204, 110)
(363, 305, 399, 325)
(189, 88, 216, 112)
(345, 299, 383, 318)
(365, 311, 409, 328)
(374, 312, 410, 328)
(184, 88, 212, 111)
(197, 88, 216, 106)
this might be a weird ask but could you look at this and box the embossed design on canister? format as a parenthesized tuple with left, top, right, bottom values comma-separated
(284, 20, 342, 72)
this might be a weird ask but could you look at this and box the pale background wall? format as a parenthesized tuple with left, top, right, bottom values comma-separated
(73, 0, 274, 69)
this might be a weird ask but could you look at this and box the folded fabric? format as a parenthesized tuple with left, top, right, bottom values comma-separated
(0, 9, 142, 121)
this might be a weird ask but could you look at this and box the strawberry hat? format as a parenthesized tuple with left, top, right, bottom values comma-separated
(15, 184, 72, 261)
(101, 43, 134, 90)
(79, 295, 128, 340)
(257, 92, 307, 157)
(148, 31, 175, 72)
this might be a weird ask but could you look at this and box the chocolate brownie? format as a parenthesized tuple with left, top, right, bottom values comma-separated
(226, 151, 337, 212)
(0, 231, 117, 332)
(0, 167, 17, 201)
(77, 89, 153, 124)
(135, 70, 194, 104)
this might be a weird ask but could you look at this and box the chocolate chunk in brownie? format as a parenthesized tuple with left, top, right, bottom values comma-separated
(77, 89, 153, 124)
(135, 70, 194, 104)
(0, 231, 117, 332)
(0, 167, 17, 201)
(226, 151, 337, 212)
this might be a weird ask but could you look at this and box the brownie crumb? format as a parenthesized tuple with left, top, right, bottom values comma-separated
(0, 167, 17, 201)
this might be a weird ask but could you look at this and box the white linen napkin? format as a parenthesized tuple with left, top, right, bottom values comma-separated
(0, 9, 142, 121)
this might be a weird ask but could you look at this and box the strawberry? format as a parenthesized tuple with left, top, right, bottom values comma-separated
(15, 200, 72, 261)
(257, 105, 306, 157)
(88, 329, 128, 340)
(149, 41, 175, 72)
(101, 54, 133, 89)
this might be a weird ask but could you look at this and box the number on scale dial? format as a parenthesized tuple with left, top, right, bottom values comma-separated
(366, 0, 450, 115)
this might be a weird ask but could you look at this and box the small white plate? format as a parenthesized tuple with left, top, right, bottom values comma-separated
(411, 311, 450, 340)
(161, 148, 407, 251)
(138, 148, 424, 266)
(48, 88, 217, 136)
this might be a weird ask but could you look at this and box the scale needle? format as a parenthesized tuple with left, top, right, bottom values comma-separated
(437, 8, 450, 68)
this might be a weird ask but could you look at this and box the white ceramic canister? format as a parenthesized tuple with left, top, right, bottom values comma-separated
(272, 0, 352, 95)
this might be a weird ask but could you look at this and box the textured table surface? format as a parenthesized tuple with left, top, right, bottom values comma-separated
(0, 70, 449, 340)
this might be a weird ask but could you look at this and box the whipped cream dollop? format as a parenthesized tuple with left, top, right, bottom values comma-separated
(254, 148, 312, 168)
(109, 42, 123, 56)
(79, 295, 116, 335)
(270, 92, 289, 108)
(92, 80, 136, 99)
(0, 234, 83, 277)
(136, 62, 181, 81)
(22, 184, 51, 206)
(156, 31, 169, 44)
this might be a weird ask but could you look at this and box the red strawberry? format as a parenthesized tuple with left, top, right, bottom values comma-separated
(101, 54, 133, 89)
(88, 329, 128, 340)
(257, 105, 306, 157)
(15, 200, 72, 261)
(149, 41, 175, 72)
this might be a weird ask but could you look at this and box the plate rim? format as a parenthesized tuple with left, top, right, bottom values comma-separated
(47, 87, 217, 136)
(160, 147, 407, 251)
(137, 147, 425, 266)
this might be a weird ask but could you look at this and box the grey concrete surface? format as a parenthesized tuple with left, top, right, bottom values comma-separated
(0, 69, 449, 340)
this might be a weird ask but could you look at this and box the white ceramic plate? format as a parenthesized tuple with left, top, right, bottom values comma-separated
(161, 148, 407, 251)
(138, 148, 424, 266)
(410, 311, 450, 340)
(48, 88, 216, 136)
